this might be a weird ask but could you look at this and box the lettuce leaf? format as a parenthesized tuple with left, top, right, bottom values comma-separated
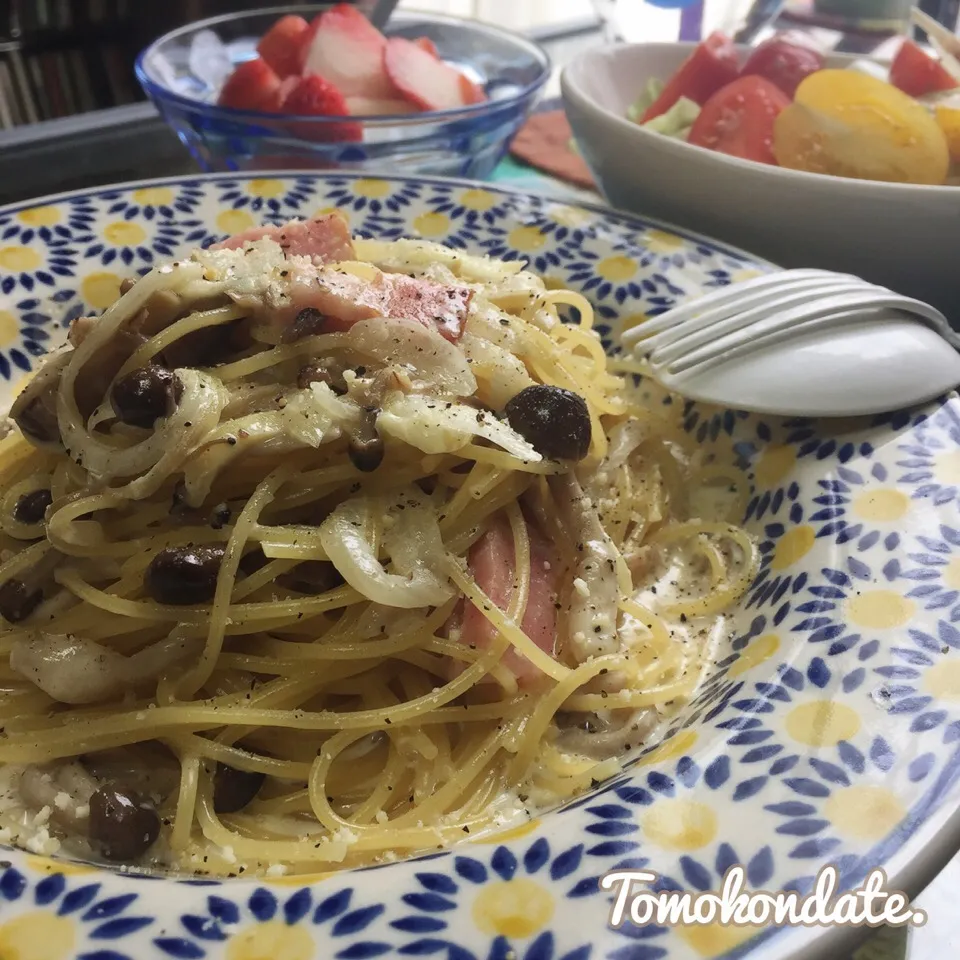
(642, 96, 700, 140)
(627, 78, 665, 122)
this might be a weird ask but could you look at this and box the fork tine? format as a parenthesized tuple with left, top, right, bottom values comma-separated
(666, 291, 943, 374)
(631, 274, 859, 360)
(649, 279, 878, 369)
(618, 268, 841, 349)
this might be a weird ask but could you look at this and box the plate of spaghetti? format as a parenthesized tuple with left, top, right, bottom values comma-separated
(0, 173, 957, 960)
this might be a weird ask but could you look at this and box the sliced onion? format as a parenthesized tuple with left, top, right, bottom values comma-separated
(550, 473, 622, 660)
(460, 332, 534, 410)
(182, 383, 357, 505)
(11, 632, 199, 705)
(345, 318, 476, 397)
(377, 393, 541, 461)
(353, 238, 524, 284)
(319, 493, 452, 609)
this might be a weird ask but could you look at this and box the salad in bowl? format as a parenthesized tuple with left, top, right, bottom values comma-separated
(630, 13, 960, 186)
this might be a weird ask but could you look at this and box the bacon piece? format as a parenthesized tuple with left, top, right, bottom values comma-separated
(285, 266, 473, 342)
(212, 214, 354, 263)
(458, 513, 558, 687)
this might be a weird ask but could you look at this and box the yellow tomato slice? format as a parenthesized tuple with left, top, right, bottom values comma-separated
(935, 104, 960, 162)
(772, 69, 949, 184)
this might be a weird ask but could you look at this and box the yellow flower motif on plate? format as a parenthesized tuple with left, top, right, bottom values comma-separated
(11, 371, 35, 399)
(549, 205, 594, 228)
(753, 444, 795, 489)
(643, 798, 717, 852)
(943, 557, 960, 591)
(825, 785, 904, 841)
(729, 633, 779, 678)
(472, 878, 554, 938)
(846, 590, 914, 630)
(133, 187, 174, 206)
(785, 700, 860, 747)
(620, 313, 649, 333)
(934, 449, 960, 486)
(644, 229, 684, 254)
(17, 205, 60, 227)
(770, 525, 815, 571)
(923, 659, 960, 700)
(82, 272, 122, 310)
(246, 179, 286, 199)
(103, 222, 146, 247)
(413, 212, 450, 237)
(678, 921, 759, 958)
(314, 206, 349, 224)
(0, 911, 75, 960)
(637, 729, 698, 767)
(216, 209, 256, 235)
(25, 857, 96, 877)
(507, 226, 547, 253)
(851, 489, 909, 523)
(597, 255, 637, 283)
(226, 920, 314, 960)
(729, 268, 764, 284)
(460, 188, 496, 212)
(0, 246, 42, 272)
(351, 179, 391, 199)
(0, 310, 19, 348)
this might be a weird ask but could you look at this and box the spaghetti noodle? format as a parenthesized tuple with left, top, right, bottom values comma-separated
(0, 215, 757, 875)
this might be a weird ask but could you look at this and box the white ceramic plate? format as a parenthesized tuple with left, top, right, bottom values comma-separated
(0, 172, 959, 960)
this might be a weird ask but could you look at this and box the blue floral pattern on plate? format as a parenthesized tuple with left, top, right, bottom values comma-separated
(0, 172, 957, 960)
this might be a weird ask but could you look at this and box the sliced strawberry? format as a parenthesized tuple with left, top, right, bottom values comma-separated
(218, 57, 282, 112)
(281, 73, 362, 141)
(301, 3, 394, 99)
(345, 95, 417, 116)
(297, 14, 323, 72)
(384, 37, 483, 111)
(459, 72, 486, 105)
(257, 14, 310, 78)
(413, 36, 439, 58)
(272, 74, 300, 111)
(459, 513, 558, 688)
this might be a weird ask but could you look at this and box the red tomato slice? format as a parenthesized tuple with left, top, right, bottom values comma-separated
(218, 57, 282, 113)
(689, 75, 790, 165)
(460, 514, 558, 687)
(256, 14, 310, 78)
(890, 39, 958, 98)
(740, 35, 824, 98)
(641, 32, 739, 124)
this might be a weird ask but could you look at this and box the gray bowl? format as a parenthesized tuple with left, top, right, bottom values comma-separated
(562, 41, 960, 318)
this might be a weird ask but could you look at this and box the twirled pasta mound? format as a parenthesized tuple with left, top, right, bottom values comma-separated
(0, 215, 757, 875)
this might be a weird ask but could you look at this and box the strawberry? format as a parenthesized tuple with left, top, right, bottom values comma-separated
(412, 36, 439, 58)
(272, 74, 300, 111)
(256, 14, 310, 78)
(218, 57, 282, 112)
(459, 72, 486, 105)
(281, 73, 361, 142)
(383, 37, 486, 111)
(301, 3, 394, 99)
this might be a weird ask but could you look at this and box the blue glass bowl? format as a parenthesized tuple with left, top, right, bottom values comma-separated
(136, 4, 551, 178)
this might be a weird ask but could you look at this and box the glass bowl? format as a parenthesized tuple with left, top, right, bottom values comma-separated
(135, 4, 551, 178)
